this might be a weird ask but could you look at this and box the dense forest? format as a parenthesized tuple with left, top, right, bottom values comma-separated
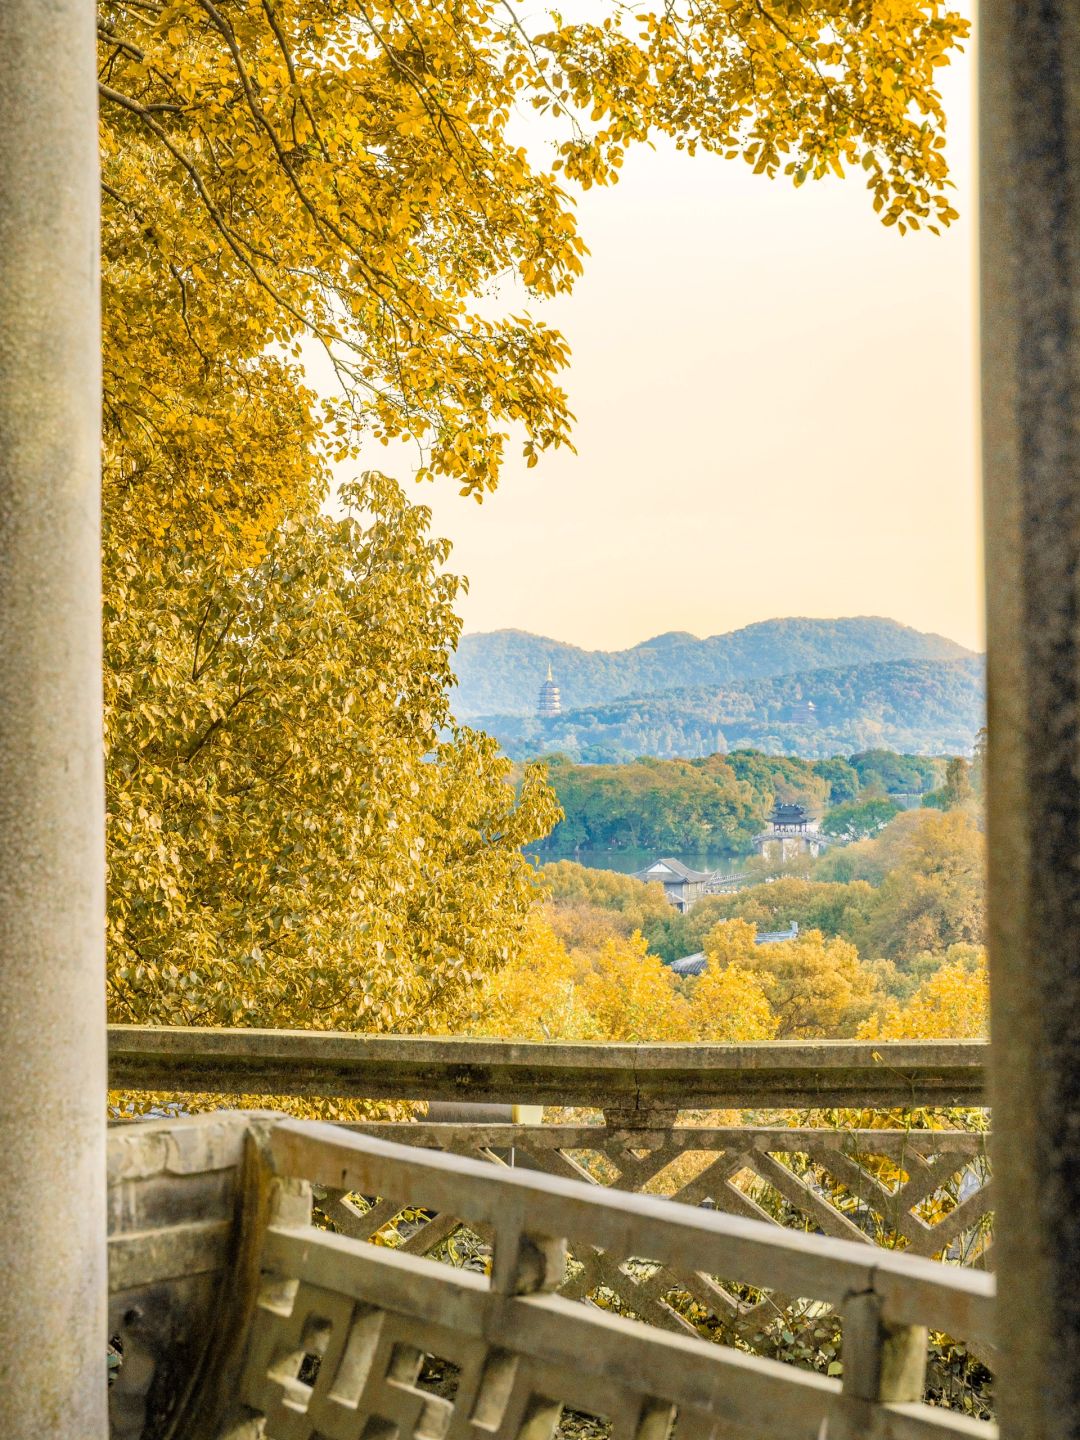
(532, 748, 950, 855)
(454, 619, 974, 716)
(482, 657, 984, 763)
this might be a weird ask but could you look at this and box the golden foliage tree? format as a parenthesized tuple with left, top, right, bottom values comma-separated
(106, 472, 560, 1031)
(690, 962, 778, 1043)
(576, 933, 696, 1042)
(538, 860, 678, 955)
(469, 916, 779, 1044)
(690, 876, 876, 950)
(543, 899, 640, 957)
(704, 920, 880, 1038)
(851, 809, 985, 963)
(98, 0, 969, 540)
(860, 948, 989, 1040)
(464, 917, 584, 1042)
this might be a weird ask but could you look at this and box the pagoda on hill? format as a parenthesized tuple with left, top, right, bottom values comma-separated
(537, 664, 562, 719)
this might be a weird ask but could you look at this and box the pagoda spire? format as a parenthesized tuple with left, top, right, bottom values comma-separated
(537, 663, 561, 719)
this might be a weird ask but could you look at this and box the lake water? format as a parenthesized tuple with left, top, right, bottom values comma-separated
(526, 846, 748, 878)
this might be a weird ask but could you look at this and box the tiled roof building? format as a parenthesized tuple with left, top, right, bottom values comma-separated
(633, 857, 716, 913)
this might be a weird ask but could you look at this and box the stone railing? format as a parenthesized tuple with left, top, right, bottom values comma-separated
(109, 1028, 994, 1431)
(108, 1112, 996, 1440)
(336, 1118, 992, 1285)
(108, 1028, 987, 1112)
(107, 1031, 993, 1280)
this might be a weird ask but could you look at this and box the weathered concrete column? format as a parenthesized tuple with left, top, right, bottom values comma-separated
(0, 3, 106, 1438)
(981, 6, 1080, 1439)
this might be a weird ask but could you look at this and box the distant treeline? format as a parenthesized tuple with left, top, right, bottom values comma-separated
(533, 748, 948, 856)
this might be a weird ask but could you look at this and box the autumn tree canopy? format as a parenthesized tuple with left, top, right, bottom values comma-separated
(463, 918, 777, 1043)
(99, 0, 969, 533)
(860, 945, 988, 1040)
(704, 919, 880, 1037)
(106, 471, 560, 1032)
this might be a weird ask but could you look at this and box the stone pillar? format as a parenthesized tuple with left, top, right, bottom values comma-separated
(0, 4, 106, 1438)
(981, 6, 1080, 1439)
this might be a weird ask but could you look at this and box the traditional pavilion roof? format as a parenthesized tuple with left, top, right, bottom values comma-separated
(769, 802, 810, 825)
(633, 857, 715, 885)
(670, 952, 706, 976)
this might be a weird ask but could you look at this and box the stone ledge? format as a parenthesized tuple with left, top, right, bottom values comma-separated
(108, 1027, 987, 1108)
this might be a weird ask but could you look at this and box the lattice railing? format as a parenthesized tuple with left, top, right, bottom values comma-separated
(107, 1036, 994, 1436)
(330, 1120, 992, 1349)
(108, 1113, 995, 1440)
(260, 1118, 995, 1439)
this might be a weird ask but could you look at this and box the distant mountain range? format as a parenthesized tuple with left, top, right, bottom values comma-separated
(470, 657, 984, 762)
(452, 617, 975, 718)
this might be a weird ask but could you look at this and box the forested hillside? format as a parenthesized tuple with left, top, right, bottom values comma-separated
(453, 618, 974, 716)
(479, 656, 984, 762)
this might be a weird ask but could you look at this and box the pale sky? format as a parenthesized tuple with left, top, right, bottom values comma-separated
(335, 11, 981, 654)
